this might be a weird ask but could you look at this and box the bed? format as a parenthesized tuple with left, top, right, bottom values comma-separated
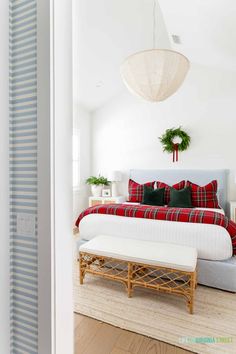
(76, 169, 236, 292)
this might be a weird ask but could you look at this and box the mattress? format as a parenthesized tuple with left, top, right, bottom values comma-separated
(79, 213, 232, 261)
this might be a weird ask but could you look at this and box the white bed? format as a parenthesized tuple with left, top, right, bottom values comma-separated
(77, 169, 236, 292)
(79, 212, 232, 261)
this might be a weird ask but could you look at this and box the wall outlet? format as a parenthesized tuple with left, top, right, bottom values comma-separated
(17, 213, 36, 237)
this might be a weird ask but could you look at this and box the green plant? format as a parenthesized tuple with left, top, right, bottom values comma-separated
(86, 175, 110, 186)
(159, 126, 191, 153)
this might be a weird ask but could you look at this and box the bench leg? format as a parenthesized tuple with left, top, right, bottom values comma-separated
(127, 262, 133, 298)
(79, 253, 84, 285)
(188, 298, 194, 315)
(187, 272, 196, 314)
(194, 270, 198, 289)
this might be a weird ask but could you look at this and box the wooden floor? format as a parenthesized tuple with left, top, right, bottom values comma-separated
(74, 313, 193, 354)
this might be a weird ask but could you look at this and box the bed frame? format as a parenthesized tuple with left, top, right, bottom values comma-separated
(128, 169, 236, 292)
(77, 169, 236, 292)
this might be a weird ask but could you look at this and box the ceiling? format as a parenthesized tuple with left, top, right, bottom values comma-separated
(74, 0, 236, 111)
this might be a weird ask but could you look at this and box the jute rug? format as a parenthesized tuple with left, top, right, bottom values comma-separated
(74, 263, 236, 354)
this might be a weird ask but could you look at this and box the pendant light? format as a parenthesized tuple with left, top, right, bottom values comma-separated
(120, 0, 190, 102)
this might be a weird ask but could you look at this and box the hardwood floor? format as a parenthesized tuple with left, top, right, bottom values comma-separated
(74, 314, 193, 354)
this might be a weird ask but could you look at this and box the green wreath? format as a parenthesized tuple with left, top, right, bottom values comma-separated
(159, 127, 191, 153)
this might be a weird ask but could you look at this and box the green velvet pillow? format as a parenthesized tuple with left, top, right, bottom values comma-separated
(142, 186, 165, 206)
(168, 186, 193, 208)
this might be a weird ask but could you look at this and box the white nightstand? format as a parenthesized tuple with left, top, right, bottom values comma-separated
(89, 196, 126, 207)
(230, 201, 236, 222)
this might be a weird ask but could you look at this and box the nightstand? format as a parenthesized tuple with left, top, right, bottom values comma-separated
(89, 196, 126, 207)
(230, 201, 236, 222)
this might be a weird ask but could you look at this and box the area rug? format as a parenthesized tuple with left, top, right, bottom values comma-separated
(74, 264, 236, 354)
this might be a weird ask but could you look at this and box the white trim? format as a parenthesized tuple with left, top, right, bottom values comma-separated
(53, 0, 73, 351)
(38, 0, 73, 353)
(73, 129, 80, 189)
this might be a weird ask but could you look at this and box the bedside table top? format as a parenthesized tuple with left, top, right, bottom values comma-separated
(89, 196, 126, 200)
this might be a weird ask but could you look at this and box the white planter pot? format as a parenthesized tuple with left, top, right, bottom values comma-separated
(91, 184, 103, 197)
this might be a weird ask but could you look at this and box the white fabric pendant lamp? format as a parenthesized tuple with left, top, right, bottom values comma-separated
(120, 1, 190, 102)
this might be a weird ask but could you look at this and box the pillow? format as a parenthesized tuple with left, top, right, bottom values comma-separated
(168, 186, 193, 208)
(186, 180, 220, 208)
(128, 179, 155, 203)
(156, 180, 185, 205)
(141, 186, 165, 206)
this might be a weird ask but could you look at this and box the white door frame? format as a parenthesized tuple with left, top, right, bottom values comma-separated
(38, 0, 73, 353)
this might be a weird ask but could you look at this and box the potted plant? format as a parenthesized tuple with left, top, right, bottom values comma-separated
(86, 175, 110, 197)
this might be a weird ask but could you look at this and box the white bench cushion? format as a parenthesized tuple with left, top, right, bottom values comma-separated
(79, 235, 197, 272)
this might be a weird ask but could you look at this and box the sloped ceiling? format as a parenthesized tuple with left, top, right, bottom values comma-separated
(159, 0, 236, 71)
(75, 0, 236, 111)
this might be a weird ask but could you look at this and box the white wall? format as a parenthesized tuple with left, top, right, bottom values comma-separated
(73, 105, 91, 220)
(73, 0, 91, 220)
(92, 63, 236, 201)
(0, 0, 10, 352)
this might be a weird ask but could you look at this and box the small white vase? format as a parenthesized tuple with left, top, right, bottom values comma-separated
(91, 184, 103, 197)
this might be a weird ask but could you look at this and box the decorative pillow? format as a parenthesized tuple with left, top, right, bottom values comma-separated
(186, 180, 220, 208)
(128, 179, 155, 203)
(142, 186, 165, 206)
(156, 180, 185, 205)
(168, 186, 193, 208)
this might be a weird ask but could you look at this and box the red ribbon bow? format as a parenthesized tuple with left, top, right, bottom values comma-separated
(173, 143, 179, 163)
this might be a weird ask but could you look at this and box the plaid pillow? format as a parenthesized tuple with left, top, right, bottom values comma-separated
(128, 179, 155, 203)
(156, 180, 185, 205)
(186, 180, 220, 208)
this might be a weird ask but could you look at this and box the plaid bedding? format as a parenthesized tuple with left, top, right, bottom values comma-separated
(128, 179, 155, 202)
(75, 203, 236, 255)
(186, 180, 219, 208)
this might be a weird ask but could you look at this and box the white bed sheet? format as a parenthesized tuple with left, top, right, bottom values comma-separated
(79, 212, 232, 261)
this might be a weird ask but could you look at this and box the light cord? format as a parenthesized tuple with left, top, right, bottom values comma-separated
(153, 0, 157, 48)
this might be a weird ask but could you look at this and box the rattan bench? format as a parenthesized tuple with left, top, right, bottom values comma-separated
(79, 235, 197, 314)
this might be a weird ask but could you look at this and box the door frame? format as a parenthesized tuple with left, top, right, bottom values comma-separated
(38, 0, 73, 353)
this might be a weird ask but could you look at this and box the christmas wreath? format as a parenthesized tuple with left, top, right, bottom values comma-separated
(159, 127, 191, 162)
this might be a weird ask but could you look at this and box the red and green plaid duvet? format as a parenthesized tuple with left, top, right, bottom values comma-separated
(75, 204, 236, 255)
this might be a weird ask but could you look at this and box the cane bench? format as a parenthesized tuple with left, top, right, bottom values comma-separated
(79, 235, 198, 313)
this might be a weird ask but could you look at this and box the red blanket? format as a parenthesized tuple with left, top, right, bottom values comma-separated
(76, 204, 236, 255)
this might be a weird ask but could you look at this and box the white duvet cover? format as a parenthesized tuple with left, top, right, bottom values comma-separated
(79, 207, 232, 261)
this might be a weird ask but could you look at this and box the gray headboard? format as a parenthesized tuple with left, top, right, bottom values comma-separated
(130, 169, 229, 213)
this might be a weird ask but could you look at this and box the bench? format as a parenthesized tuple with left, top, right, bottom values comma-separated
(79, 235, 198, 314)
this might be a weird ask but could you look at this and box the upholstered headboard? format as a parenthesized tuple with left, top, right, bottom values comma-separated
(130, 169, 229, 213)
